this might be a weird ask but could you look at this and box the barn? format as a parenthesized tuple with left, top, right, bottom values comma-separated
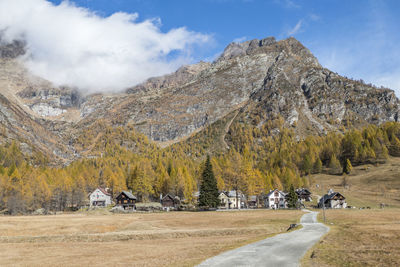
(161, 194, 180, 209)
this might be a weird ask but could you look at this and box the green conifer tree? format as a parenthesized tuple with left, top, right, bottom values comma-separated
(286, 184, 298, 208)
(199, 155, 220, 209)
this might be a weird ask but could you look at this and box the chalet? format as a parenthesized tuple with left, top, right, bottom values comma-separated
(161, 194, 180, 209)
(89, 188, 112, 207)
(264, 189, 287, 209)
(296, 188, 312, 202)
(248, 196, 258, 208)
(318, 190, 347, 209)
(116, 191, 137, 210)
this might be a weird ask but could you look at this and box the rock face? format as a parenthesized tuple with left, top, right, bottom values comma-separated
(0, 36, 399, 163)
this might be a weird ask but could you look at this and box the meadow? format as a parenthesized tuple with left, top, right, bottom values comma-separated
(0, 210, 302, 266)
(302, 157, 400, 266)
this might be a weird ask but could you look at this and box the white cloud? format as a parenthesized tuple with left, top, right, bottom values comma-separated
(0, 0, 211, 93)
(287, 20, 303, 36)
(233, 36, 247, 43)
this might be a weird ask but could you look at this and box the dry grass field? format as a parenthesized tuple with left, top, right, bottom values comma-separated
(308, 157, 400, 209)
(302, 209, 400, 266)
(0, 210, 302, 266)
(301, 156, 400, 266)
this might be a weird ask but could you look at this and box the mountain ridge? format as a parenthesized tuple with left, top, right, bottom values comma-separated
(0, 36, 398, 164)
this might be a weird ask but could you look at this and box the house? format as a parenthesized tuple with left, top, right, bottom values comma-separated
(218, 192, 230, 209)
(89, 188, 112, 207)
(318, 190, 347, 209)
(116, 191, 137, 210)
(227, 190, 246, 209)
(296, 188, 312, 202)
(264, 189, 287, 209)
(248, 196, 258, 208)
(217, 190, 246, 209)
(161, 194, 180, 209)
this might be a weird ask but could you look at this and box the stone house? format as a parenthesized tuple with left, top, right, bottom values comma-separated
(89, 188, 112, 207)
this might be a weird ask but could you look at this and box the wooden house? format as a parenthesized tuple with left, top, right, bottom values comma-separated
(161, 194, 180, 209)
(264, 189, 287, 209)
(89, 188, 112, 207)
(318, 190, 347, 209)
(116, 191, 137, 210)
(296, 188, 312, 202)
(248, 196, 258, 208)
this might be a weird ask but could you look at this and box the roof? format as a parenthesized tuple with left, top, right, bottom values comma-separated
(119, 191, 137, 200)
(162, 194, 179, 200)
(227, 190, 245, 198)
(319, 192, 346, 204)
(265, 189, 286, 198)
(249, 196, 257, 202)
(97, 188, 111, 196)
(296, 188, 311, 195)
(218, 192, 228, 198)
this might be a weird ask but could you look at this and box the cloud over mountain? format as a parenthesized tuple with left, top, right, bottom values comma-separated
(0, 0, 211, 93)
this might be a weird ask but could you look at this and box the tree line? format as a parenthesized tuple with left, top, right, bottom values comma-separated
(1, 120, 400, 214)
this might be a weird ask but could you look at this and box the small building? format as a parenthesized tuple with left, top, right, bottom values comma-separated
(296, 188, 312, 202)
(161, 194, 180, 209)
(89, 188, 112, 207)
(318, 190, 347, 209)
(264, 189, 287, 209)
(248, 196, 258, 208)
(116, 191, 137, 210)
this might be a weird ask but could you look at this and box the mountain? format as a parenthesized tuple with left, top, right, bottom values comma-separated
(0, 36, 399, 164)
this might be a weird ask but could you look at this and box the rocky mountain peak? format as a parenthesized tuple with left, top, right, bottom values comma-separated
(218, 36, 276, 61)
(0, 35, 398, 163)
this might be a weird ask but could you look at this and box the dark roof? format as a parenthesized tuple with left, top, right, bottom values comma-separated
(118, 191, 137, 200)
(162, 194, 176, 200)
(296, 188, 311, 195)
(319, 192, 345, 204)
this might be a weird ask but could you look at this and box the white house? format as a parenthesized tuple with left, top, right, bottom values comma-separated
(89, 188, 112, 207)
(218, 190, 246, 209)
(264, 189, 287, 209)
(227, 190, 246, 209)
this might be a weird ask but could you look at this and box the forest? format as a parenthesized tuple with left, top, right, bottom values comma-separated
(1, 118, 400, 214)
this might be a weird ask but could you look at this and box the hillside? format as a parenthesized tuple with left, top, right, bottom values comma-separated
(1, 35, 400, 214)
(310, 156, 400, 208)
(0, 36, 399, 164)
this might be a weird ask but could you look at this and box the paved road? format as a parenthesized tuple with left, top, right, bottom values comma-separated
(198, 210, 329, 267)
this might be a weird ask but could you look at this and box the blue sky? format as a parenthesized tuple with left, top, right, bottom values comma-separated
(38, 0, 400, 93)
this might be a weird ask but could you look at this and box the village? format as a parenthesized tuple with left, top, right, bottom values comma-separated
(89, 187, 348, 211)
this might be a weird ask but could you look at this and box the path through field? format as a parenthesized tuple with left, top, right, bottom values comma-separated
(198, 210, 329, 267)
